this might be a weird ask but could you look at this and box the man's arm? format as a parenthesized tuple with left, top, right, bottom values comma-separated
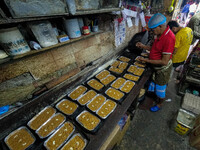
(139, 54, 171, 66)
(173, 47, 178, 55)
(136, 42, 152, 50)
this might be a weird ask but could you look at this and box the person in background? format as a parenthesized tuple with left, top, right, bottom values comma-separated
(136, 13, 175, 112)
(180, 2, 190, 24)
(186, 1, 198, 25)
(167, 21, 193, 72)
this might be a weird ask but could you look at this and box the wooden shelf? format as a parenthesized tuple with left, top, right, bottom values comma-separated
(0, 7, 121, 25)
(0, 31, 103, 66)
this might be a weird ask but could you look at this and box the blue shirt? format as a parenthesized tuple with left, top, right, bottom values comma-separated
(182, 4, 190, 13)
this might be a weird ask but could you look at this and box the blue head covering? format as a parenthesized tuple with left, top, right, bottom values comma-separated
(148, 13, 166, 29)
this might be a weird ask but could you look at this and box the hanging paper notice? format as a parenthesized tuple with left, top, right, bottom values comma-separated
(114, 19, 126, 47)
(122, 8, 137, 18)
(127, 17, 133, 27)
(139, 12, 146, 27)
(135, 16, 139, 26)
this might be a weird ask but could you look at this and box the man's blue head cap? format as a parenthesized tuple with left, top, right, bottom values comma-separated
(148, 13, 166, 29)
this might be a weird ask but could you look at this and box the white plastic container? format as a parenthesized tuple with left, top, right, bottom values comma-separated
(29, 21, 58, 48)
(63, 18, 81, 39)
(0, 27, 30, 56)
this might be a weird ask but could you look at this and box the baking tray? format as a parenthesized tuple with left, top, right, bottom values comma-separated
(127, 65, 138, 74)
(36, 113, 66, 139)
(95, 70, 110, 81)
(141, 52, 149, 58)
(60, 133, 88, 150)
(75, 110, 102, 133)
(44, 121, 75, 150)
(96, 100, 117, 119)
(86, 94, 106, 113)
(120, 80, 135, 93)
(86, 79, 104, 92)
(110, 60, 121, 67)
(123, 73, 140, 83)
(118, 62, 129, 70)
(100, 74, 116, 86)
(68, 85, 88, 101)
(110, 77, 127, 89)
(27, 106, 56, 131)
(117, 56, 131, 62)
(56, 99, 81, 119)
(133, 68, 145, 77)
(4, 126, 36, 150)
(134, 61, 146, 68)
(105, 87, 125, 103)
(77, 90, 97, 106)
(108, 66, 125, 77)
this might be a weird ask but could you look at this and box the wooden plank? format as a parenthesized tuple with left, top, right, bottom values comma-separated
(75, 8, 121, 15)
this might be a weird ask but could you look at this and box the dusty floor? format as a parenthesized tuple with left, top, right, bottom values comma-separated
(114, 73, 196, 150)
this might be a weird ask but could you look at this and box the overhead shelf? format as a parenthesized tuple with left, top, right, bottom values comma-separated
(0, 31, 103, 66)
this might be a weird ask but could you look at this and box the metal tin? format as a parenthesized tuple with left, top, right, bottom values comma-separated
(118, 56, 131, 62)
(44, 121, 75, 150)
(127, 65, 138, 74)
(77, 90, 97, 106)
(27, 106, 56, 130)
(4, 126, 36, 150)
(100, 74, 116, 86)
(86, 94, 106, 112)
(105, 87, 125, 102)
(56, 99, 79, 116)
(95, 70, 110, 80)
(123, 73, 140, 82)
(68, 85, 87, 100)
(36, 113, 66, 139)
(111, 60, 120, 67)
(60, 133, 87, 150)
(87, 79, 104, 91)
(173, 109, 196, 135)
(134, 62, 146, 68)
(108, 66, 124, 74)
(76, 110, 101, 132)
(120, 80, 135, 93)
(111, 77, 126, 89)
(133, 68, 145, 76)
(96, 100, 117, 119)
(118, 62, 128, 70)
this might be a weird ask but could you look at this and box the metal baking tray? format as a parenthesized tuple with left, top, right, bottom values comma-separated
(95, 70, 110, 81)
(110, 77, 126, 89)
(127, 65, 138, 74)
(76, 110, 101, 133)
(27, 106, 56, 131)
(96, 100, 117, 119)
(110, 60, 121, 67)
(134, 61, 146, 68)
(118, 62, 128, 70)
(60, 133, 87, 150)
(4, 126, 36, 150)
(118, 56, 131, 62)
(123, 73, 140, 82)
(56, 99, 79, 117)
(100, 74, 116, 86)
(77, 90, 97, 106)
(36, 113, 66, 139)
(86, 94, 106, 112)
(44, 121, 75, 150)
(105, 87, 125, 103)
(133, 68, 145, 76)
(87, 79, 104, 91)
(68, 85, 87, 100)
(120, 80, 135, 93)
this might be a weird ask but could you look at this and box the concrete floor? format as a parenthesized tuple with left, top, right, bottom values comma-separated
(114, 73, 196, 150)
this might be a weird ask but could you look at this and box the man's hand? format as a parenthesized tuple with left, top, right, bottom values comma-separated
(138, 56, 148, 63)
(136, 42, 145, 49)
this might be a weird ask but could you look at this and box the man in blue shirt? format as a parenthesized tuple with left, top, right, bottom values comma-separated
(181, 2, 190, 23)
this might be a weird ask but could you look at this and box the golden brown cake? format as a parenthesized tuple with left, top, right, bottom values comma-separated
(127, 65, 138, 73)
(5, 127, 35, 150)
(105, 88, 124, 101)
(28, 106, 56, 130)
(77, 111, 100, 131)
(118, 62, 128, 70)
(56, 99, 78, 115)
(134, 62, 146, 68)
(141, 53, 149, 57)
(134, 68, 145, 76)
(61, 133, 86, 150)
(37, 113, 65, 138)
(109, 66, 123, 74)
(45, 122, 75, 150)
(97, 100, 117, 119)
(69, 85, 87, 100)
(78, 90, 97, 105)
(87, 95, 106, 112)
(111, 77, 126, 89)
(120, 81, 135, 93)
(100, 75, 116, 85)
(96, 70, 110, 80)
(118, 56, 130, 62)
(87, 79, 104, 91)
(111, 60, 120, 67)
(123, 74, 139, 81)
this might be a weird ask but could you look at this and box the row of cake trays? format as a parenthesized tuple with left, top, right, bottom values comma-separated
(4, 55, 147, 150)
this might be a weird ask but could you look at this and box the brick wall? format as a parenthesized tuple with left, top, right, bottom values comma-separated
(0, 21, 140, 106)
